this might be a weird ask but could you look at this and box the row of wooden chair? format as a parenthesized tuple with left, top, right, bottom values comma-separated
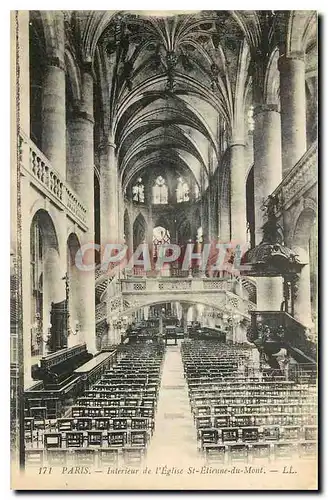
(26, 446, 145, 467)
(203, 441, 317, 464)
(24, 341, 165, 466)
(181, 340, 317, 461)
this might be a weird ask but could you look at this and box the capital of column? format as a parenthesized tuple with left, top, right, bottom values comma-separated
(253, 103, 279, 116)
(229, 140, 246, 148)
(81, 60, 93, 75)
(99, 139, 116, 152)
(70, 108, 95, 125)
(46, 55, 65, 72)
(278, 52, 305, 71)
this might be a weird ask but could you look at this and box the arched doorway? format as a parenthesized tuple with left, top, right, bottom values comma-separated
(133, 213, 146, 251)
(67, 233, 81, 346)
(30, 209, 61, 360)
(153, 226, 171, 276)
(292, 207, 317, 327)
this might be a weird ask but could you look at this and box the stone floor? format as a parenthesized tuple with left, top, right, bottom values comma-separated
(146, 343, 203, 468)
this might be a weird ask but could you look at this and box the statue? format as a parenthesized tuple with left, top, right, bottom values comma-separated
(261, 194, 283, 245)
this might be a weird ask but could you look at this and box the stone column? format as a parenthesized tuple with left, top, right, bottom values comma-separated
(183, 307, 189, 338)
(107, 322, 116, 345)
(41, 12, 66, 178)
(117, 181, 125, 244)
(21, 173, 32, 388)
(293, 250, 313, 328)
(17, 11, 29, 135)
(230, 142, 247, 246)
(67, 67, 96, 353)
(159, 315, 163, 336)
(278, 54, 307, 176)
(253, 104, 283, 311)
(99, 140, 118, 248)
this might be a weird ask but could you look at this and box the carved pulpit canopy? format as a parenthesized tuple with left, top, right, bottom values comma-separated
(241, 194, 304, 277)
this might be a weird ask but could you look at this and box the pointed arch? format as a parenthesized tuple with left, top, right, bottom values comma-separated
(133, 213, 147, 251)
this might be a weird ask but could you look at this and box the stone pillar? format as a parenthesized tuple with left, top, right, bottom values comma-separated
(17, 11, 29, 135)
(21, 173, 32, 388)
(234, 320, 247, 344)
(99, 140, 118, 247)
(230, 142, 247, 246)
(117, 181, 125, 244)
(253, 104, 283, 311)
(293, 251, 313, 328)
(278, 54, 307, 175)
(41, 12, 66, 178)
(66, 67, 96, 353)
(187, 305, 194, 323)
(107, 322, 116, 345)
(253, 104, 282, 245)
(183, 307, 188, 338)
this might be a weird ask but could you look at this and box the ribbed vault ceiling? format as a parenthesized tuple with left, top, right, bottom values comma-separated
(32, 10, 317, 192)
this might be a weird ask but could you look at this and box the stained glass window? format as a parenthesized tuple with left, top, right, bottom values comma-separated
(176, 177, 190, 203)
(152, 176, 168, 204)
(132, 177, 145, 203)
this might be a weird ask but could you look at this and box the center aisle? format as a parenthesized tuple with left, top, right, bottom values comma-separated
(146, 343, 203, 468)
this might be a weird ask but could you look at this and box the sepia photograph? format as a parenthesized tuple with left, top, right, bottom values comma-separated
(10, 9, 318, 490)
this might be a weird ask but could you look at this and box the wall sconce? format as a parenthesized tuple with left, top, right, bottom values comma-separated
(68, 320, 79, 336)
(73, 320, 80, 335)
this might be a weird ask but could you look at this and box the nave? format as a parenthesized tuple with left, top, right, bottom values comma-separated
(24, 338, 317, 470)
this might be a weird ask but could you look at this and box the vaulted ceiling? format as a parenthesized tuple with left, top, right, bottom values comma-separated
(91, 11, 254, 191)
(30, 10, 317, 193)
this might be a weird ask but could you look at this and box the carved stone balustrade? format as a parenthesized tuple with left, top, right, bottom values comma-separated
(270, 141, 317, 215)
(19, 132, 87, 230)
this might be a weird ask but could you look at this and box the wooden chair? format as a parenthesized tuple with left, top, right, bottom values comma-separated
(112, 418, 128, 430)
(221, 428, 238, 443)
(98, 448, 119, 467)
(305, 426, 317, 441)
(72, 406, 84, 418)
(46, 449, 68, 466)
(25, 450, 44, 467)
(298, 441, 316, 458)
(123, 447, 145, 466)
(94, 418, 111, 430)
(213, 416, 231, 428)
(262, 426, 280, 441)
(204, 445, 226, 464)
(241, 427, 259, 443)
(107, 431, 126, 447)
(44, 433, 62, 449)
(130, 430, 148, 447)
(24, 417, 34, 442)
(228, 444, 248, 463)
(280, 426, 300, 441)
(274, 443, 296, 459)
(74, 449, 96, 465)
(200, 429, 218, 446)
(58, 418, 74, 432)
(87, 431, 103, 447)
(196, 416, 212, 429)
(66, 431, 84, 448)
(75, 418, 93, 431)
(249, 443, 271, 462)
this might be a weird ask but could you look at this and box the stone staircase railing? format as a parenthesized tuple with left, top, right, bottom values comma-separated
(19, 132, 87, 229)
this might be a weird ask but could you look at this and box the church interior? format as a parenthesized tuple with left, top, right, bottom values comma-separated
(11, 10, 318, 470)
